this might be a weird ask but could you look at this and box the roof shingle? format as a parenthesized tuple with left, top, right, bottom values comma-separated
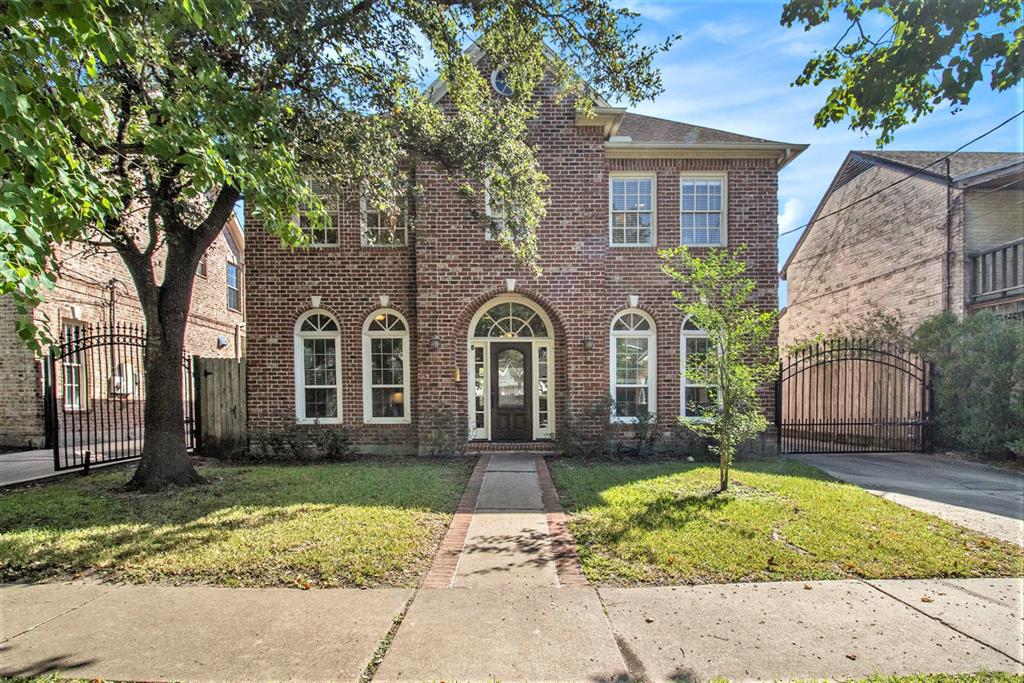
(857, 150, 1023, 180)
(616, 112, 783, 145)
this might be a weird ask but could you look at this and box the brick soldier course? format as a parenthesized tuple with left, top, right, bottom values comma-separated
(245, 51, 805, 452)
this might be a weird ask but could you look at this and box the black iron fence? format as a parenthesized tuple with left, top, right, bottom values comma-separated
(44, 322, 195, 471)
(776, 338, 935, 454)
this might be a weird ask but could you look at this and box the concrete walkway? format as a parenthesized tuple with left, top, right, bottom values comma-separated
(3, 578, 1021, 681)
(793, 452, 1024, 545)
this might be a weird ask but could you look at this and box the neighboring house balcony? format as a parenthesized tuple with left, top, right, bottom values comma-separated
(967, 238, 1024, 314)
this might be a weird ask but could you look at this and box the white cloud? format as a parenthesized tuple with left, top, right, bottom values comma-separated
(694, 20, 753, 44)
(778, 197, 806, 234)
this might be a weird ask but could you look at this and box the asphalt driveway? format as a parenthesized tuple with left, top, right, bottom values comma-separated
(792, 452, 1024, 546)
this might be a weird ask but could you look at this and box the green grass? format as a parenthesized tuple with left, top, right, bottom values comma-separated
(552, 458, 1024, 585)
(0, 459, 472, 588)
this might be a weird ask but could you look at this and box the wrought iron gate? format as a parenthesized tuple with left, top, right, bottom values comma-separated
(776, 338, 934, 454)
(44, 323, 195, 471)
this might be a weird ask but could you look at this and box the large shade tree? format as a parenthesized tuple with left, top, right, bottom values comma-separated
(782, 0, 1022, 145)
(1, 0, 668, 490)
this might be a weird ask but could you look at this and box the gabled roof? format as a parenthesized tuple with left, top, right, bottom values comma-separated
(616, 112, 784, 146)
(780, 149, 1024, 279)
(856, 150, 1023, 182)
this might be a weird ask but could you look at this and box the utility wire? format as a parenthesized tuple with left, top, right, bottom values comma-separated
(778, 110, 1024, 240)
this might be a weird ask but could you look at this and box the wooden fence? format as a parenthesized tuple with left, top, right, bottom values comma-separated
(194, 357, 247, 457)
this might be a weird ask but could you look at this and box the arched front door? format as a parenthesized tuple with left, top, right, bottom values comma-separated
(467, 296, 554, 442)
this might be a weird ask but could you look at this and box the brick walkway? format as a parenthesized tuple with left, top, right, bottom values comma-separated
(423, 453, 586, 589)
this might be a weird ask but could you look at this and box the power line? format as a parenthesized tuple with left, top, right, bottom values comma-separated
(778, 110, 1024, 240)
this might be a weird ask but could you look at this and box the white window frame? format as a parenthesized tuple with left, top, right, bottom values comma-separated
(295, 182, 341, 247)
(61, 320, 88, 411)
(362, 309, 411, 424)
(360, 195, 409, 247)
(609, 172, 657, 247)
(226, 260, 241, 312)
(680, 318, 716, 421)
(294, 309, 342, 424)
(679, 172, 727, 247)
(609, 309, 657, 423)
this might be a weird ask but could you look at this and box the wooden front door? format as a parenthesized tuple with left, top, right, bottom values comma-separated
(490, 342, 532, 441)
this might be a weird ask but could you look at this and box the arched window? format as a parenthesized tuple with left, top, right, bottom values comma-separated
(610, 309, 656, 421)
(473, 301, 549, 338)
(363, 310, 410, 423)
(681, 317, 716, 419)
(294, 310, 341, 423)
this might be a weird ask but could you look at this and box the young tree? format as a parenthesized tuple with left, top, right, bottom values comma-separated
(781, 0, 1022, 145)
(1, 0, 669, 491)
(660, 246, 778, 492)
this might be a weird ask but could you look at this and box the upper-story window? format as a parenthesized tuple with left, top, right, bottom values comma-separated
(196, 252, 208, 277)
(610, 175, 655, 247)
(361, 197, 408, 247)
(226, 262, 241, 311)
(484, 183, 511, 241)
(610, 310, 656, 422)
(680, 174, 727, 246)
(298, 181, 340, 247)
(491, 69, 513, 97)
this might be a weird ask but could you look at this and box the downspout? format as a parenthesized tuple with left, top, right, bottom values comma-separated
(944, 158, 953, 313)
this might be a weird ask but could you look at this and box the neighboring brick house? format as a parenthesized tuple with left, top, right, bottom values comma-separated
(780, 151, 1024, 346)
(244, 53, 805, 453)
(0, 216, 245, 449)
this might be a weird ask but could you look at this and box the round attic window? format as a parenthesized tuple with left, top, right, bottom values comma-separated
(491, 69, 513, 97)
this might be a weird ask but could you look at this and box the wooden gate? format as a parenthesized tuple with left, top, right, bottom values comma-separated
(193, 357, 247, 457)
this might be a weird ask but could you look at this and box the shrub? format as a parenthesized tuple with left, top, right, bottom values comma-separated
(421, 402, 469, 457)
(243, 424, 355, 463)
(914, 312, 1024, 456)
(554, 396, 616, 458)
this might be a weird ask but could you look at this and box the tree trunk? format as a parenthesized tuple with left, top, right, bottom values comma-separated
(719, 449, 729, 492)
(125, 254, 205, 491)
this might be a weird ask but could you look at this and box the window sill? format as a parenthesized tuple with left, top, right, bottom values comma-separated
(364, 417, 412, 425)
(295, 417, 342, 425)
(609, 243, 656, 249)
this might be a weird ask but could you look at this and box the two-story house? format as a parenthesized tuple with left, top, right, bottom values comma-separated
(0, 216, 245, 450)
(780, 151, 1024, 347)
(244, 54, 805, 453)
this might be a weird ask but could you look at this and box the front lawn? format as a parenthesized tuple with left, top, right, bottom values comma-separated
(0, 459, 471, 588)
(552, 458, 1024, 585)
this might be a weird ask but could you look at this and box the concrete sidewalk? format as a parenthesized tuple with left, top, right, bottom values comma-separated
(3, 578, 1021, 682)
(793, 452, 1024, 545)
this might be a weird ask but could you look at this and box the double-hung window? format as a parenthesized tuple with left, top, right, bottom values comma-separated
(680, 174, 726, 246)
(61, 321, 87, 411)
(226, 262, 241, 311)
(610, 175, 655, 246)
(680, 317, 717, 419)
(298, 181, 341, 246)
(294, 311, 342, 423)
(362, 310, 410, 423)
(361, 196, 409, 247)
(610, 310, 656, 421)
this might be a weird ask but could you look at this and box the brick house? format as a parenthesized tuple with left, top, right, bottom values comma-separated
(0, 216, 245, 449)
(780, 151, 1024, 347)
(244, 56, 805, 453)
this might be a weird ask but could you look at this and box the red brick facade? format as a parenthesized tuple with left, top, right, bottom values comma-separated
(245, 74, 793, 452)
(0, 221, 244, 449)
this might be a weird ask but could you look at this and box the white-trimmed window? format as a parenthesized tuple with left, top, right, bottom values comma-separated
(61, 321, 87, 411)
(680, 174, 726, 246)
(610, 174, 655, 246)
(362, 310, 410, 423)
(226, 261, 241, 311)
(610, 310, 656, 421)
(294, 311, 341, 423)
(298, 181, 340, 246)
(484, 184, 508, 241)
(361, 196, 408, 247)
(680, 317, 717, 419)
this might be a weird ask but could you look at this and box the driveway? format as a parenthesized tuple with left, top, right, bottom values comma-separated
(792, 452, 1024, 546)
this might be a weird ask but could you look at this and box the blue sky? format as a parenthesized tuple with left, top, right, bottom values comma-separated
(616, 0, 1024, 305)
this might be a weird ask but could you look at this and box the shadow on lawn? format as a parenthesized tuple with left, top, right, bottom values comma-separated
(0, 460, 470, 582)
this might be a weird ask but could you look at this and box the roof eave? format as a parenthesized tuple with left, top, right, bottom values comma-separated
(954, 159, 1024, 187)
(575, 106, 627, 137)
(605, 141, 808, 167)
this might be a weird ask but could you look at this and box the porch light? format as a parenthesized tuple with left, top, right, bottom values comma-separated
(429, 335, 441, 351)
(582, 336, 594, 351)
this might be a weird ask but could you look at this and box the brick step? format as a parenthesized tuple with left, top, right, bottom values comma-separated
(466, 441, 556, 455)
